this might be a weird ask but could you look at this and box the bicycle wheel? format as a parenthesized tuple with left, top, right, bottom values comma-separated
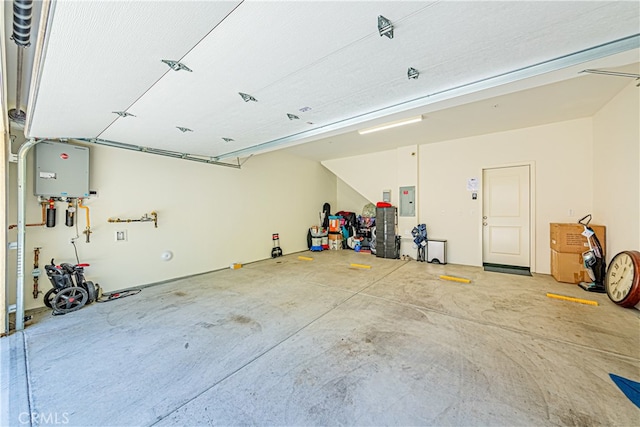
(52, 286, 88, 314)
(83, 281, 97, 304)
(43, 288, 59, 308)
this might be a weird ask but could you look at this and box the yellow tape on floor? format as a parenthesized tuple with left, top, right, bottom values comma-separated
(546, 293, 598, 306)
(439, 275, 470, 283)
(298, 256, 314, 261)
(350, 263, 371, 269)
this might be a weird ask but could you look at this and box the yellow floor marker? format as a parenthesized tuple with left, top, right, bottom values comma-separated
(546, 293, 598, 306)
(439, 275, 471, 284)
(298, 256, 314, 261)
(350, 263, 371, 269)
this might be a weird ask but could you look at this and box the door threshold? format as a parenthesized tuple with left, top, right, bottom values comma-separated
(483, 263, 532, 277)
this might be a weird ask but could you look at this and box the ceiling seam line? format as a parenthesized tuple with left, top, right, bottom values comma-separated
(94, 0, 247, 140)
(251, 2, 440, 95)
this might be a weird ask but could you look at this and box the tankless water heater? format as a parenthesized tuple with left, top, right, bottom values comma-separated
(34, 141, 89, 198)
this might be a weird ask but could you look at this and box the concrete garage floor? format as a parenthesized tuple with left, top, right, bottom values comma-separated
(2, 250, 640, 426)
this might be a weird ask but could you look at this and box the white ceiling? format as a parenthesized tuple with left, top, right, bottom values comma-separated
(288, 60, 640, 161)
(4, 1, 640, 164)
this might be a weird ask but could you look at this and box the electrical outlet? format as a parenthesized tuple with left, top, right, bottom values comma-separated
(115, 230, 127, 242)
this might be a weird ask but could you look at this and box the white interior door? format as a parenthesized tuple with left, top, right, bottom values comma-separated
(482, 165, 530, 267)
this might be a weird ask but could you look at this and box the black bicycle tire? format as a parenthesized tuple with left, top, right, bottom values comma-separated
(52, 286, 88, 314)
(83, 281, 97, 304)
(43, 288, 58, 308)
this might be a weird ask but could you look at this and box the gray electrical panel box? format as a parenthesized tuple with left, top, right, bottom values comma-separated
(399, 186, 415, 217)
(34, 141, 89, 198)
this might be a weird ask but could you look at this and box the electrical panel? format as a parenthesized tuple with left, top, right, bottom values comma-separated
(399, 186, 415, 217)
(34, 141, 90, 198)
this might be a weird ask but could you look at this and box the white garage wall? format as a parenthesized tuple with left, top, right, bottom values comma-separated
(592, 81, 640, 259)
(7, 145, 336, 310)
(336, 177, 371, 215)
(325, 146, 420, 257)
(419, 118, 594, 273)
(325, 118, 595, 273)
(323, 149, 397, 204)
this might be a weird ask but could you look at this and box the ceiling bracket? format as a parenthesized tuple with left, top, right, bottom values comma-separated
(113, 111, 135, 118)
(287, 113, 300, 120)
(582, 68, 640, 87)
(222, 137, 235, 142)
(239, 154, 253, 167)
(239, 92, 258, 102)
(581, 69, 640, 79)
(176, 127, 193, 133)
(378, 15, 394, 39)
(407, 67, 419, 80)
(161, 59, 192, 72)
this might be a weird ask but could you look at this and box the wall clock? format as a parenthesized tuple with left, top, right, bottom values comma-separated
(605, 250, 640, 307)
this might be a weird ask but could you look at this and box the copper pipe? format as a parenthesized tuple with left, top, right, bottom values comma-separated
(108, 211, 158, 228)
(32, 247, 41, 299)
(78, 198, 91, 242)
(8, 201, 46, 229)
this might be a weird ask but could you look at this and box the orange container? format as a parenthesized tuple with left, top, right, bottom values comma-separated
(328, 216, 341, 233)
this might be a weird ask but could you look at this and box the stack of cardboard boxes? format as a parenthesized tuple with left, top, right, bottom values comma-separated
(550, 223, 606, 284)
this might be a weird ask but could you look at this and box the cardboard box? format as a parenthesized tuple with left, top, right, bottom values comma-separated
(550, 249, 591, 284)
(550, 223, 606, 255)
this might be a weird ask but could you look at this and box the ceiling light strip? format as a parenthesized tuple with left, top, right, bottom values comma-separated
(358, 116, 422, 135)
(216, 34, 639, 160)
(78, 138, 241, 169)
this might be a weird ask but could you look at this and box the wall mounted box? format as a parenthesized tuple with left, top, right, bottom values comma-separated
(399, 186, 415, 217)
(427, 239, 447, 264)
(34, 141, 89, 198)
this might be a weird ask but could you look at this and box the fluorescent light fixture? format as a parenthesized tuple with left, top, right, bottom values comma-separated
(358, 116, 422, 135)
